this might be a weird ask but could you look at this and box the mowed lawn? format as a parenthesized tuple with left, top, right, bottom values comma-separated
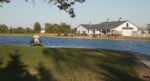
(0, 45, 143, 81)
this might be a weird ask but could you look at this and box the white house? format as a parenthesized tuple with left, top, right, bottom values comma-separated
(76, 18, 139, 36)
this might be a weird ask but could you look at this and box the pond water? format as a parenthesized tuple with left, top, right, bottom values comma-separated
(0, 36, 150, 55)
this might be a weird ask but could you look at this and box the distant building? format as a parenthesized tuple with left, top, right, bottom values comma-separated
(147, 24, 150, 28)
(40, 29, 45, 33)
(76, 18, 139, 36)
(147, 24, 150, 30)
(137, 27, 148, 34)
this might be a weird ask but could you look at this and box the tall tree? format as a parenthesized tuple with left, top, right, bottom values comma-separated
(51, 24, 59, 33)
(9, 27, 14, 33)
(34, 21, 41, 33)
(25, 28, 33, 33)
(60, 22, 71, 35)
(45, 23, 53, 33)
(71, 28, 77, 34)
(0, 24, 9, 33)
(16, 27, 25, 33)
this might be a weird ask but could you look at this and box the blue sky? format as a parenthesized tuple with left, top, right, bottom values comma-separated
(0, 0, 150, 28)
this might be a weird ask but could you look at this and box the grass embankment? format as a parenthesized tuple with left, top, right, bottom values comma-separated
(0, 45, 144, 81)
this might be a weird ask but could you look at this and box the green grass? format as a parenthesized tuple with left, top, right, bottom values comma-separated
(0, 45, 143, 81)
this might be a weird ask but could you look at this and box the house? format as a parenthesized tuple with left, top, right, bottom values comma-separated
(76, 18, 139, 36)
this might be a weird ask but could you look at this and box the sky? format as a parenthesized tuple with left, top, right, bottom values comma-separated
(0, 0, 150, 28)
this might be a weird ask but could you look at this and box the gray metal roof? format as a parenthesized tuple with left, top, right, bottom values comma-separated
(80, 21, 127, 30)
(122, 27, 133, 29)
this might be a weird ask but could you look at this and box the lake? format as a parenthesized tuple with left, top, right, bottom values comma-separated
(0, 36, 150, 55)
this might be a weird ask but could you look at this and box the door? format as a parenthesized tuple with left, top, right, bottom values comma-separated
(122, 29, 132, 36)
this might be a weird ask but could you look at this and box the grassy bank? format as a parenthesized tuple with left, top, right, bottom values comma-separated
(0, 45, 144, 81)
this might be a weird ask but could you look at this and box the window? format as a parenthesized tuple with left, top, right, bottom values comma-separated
(78, 31, 80, 34)
(83, 31, 86, 34)
(93, 30, 95, 34)
(126, 23, 129, 27)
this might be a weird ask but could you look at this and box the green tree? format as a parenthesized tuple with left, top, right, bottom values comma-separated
(34, 22, 41, 33)
(25, 28, 33, 33)
(0, 24, 9, 33)
(9, 27, 28, 34)
(44, 22, 72, 36)
(60, 22, 71, 36)
(14, 27, 25, 33)
(71, 28, 77, 34)
(51, 24, 59, 33)
(0, 0, 85, 17)
(9, 27, 14, 33)
(45, 23, 53, 33)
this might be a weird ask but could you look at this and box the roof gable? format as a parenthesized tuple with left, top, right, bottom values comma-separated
(98, 21, 127, 29)
(80, 21, 127, 30)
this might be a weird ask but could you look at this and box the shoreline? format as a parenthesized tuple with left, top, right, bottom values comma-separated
(1, 34, 150, 41)
(114, 50, 150, 68)
(128, 52, 150, 68)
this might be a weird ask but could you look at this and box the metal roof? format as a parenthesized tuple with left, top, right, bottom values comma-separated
(80, 21, 127, 30)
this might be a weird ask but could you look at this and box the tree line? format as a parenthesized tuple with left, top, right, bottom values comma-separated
(0, 22, 75, 35)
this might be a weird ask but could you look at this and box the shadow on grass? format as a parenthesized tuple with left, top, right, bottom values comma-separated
(38, 63, 56, 81)
(99, 64, 142, 81)
(0, 51, 37, 81)
(43, 48, 144, 81)
(0, 50, 56, 81)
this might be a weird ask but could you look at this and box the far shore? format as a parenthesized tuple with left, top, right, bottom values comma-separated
(1, 33, 150, 41)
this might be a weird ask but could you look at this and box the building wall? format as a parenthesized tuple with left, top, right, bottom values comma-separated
(113, 21, 138, 31)
(95, 30, 101, 34)
(111, 21, 138, 36)
(76, 25, 101, 35)
(77, 21, 139, 36)
(76, 25, 88, 34)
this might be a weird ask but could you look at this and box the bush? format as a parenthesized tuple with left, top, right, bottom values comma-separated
(64, 33, 68, 36)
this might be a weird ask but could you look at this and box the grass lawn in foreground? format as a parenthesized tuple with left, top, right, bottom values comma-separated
(0, 45, 143, 81)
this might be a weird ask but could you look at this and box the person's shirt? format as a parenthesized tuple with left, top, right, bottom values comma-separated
(33, 35, 40, 42)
